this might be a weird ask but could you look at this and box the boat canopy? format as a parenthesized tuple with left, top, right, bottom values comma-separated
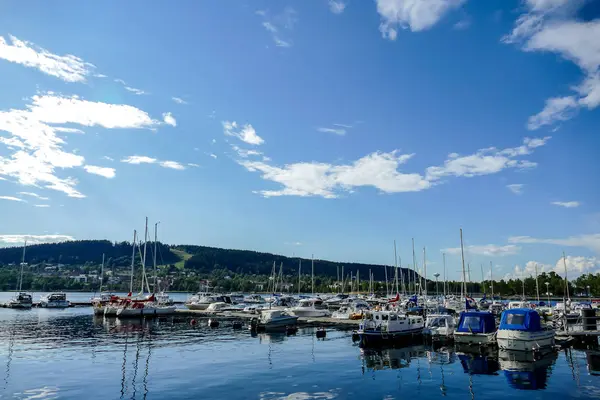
(456, 312, 496, 334)
(499, 309, 542, 331)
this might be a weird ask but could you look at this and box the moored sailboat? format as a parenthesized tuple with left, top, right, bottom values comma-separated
(7, 241, 32, 310)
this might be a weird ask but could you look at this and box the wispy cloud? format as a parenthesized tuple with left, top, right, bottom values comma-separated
(0, 234, 74, 245)
(83, 165, 116, 179)
(507, 184, 524, 195)
(121, 155, 186, 170)
(0, 92, 164, 198)
(187, 163, 200, 168)
(376, 0, 467, 39)
(503, 2, 600, 129)
(209, 153, 218, 159)
(34, 204, 50, 208)
(19, 192, 49, 200)
(162, 112, 177, 127)
(231, 145, 263, 158)
(453, 17, 471, 30)
(317, 126, 347, 136)
(0, 34, 95, 82)
(509, 233, 600, 254)
(284, 241, 303, 246)
(328, 0, 346, 14)
(256, 7, 297, 48)
(0, 196, 25, 202)
(551, 201, 580, 208)
(425, 136, 550, 180)
(443, 244, 521, 257)
(115, 79, 148, 95)
(172, 97, 188, 105)
(102, 156, 114, 161)
(223, 121, 264, 145)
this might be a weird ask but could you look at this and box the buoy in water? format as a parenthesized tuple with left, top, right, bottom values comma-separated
(208, 319, 219, 328)
(190, 319, 197, 326)
(232, 321, 243, 330)
(316, 328, 326, 339)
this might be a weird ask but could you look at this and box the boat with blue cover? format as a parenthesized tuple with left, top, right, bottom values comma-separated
(497, 308, 555, 351)
(453, 311, 497, 345)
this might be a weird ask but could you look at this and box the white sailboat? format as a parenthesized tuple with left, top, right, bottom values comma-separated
(103, 232, 138, 317)
(7, 241, 33, 309)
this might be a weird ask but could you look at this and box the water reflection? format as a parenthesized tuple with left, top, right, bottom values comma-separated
(498, 350, 557, 390)
(360, 345, 427, 371)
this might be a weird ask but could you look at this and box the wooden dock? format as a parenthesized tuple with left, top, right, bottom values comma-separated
(174, 309, 360, 329)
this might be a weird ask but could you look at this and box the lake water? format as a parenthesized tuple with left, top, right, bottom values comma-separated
(1, 298, 600, 399)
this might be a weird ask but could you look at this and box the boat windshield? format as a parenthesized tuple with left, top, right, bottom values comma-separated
(505, 313, 525, 325)
(428, 317, 447, 328)
(463, 316, 480, 330)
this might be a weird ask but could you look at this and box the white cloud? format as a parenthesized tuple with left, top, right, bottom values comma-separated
(509, 233, 600, 254)
(329, 1, 346, 14)
(240, 150, 429, 198)
(0, 234, 74, 246)
(552, 201, 580, 208)
(102, 156, 114, 161)
(507, 184, 524, 195)
(443, 244, 521, 257)
(284, 241, 303, 246)
(34, 204, 50, 208)
(172, 97, 188, 105)
(553, 255, 600, 277)
(84, 165, 116, 179)
(453, 18, 471, 30)
(124, 86, 147, 95)
(19, 192, 49, 200)
(121, 155, 186, 170)
(317, 127, 346, 136)
(0, 196, 26, 202)
(187, 163, 200, 168)
(504, 4, 600, 129)
(231, 145, 262, 158)
(223, 121, 264, 145)
(0, 93, 163, 198)
(425, 136, 550, 180)
(0, 35, 94, 82)
(162, 112, 177, 127)
(257, 7, 297, 47)
(376, 0, 467, 39)
(210, 153, 218, 159)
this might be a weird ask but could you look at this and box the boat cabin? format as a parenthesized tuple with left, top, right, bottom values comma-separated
(499, 309, 543, 332)
(456, 312, 496, 334)
(508, 301, 530, 309)
(361, 311, 424, 332)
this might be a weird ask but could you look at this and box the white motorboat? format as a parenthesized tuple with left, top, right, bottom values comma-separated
(497, 309, 555, 351)
(331, 300, 370, 319)
(508, 301, 531, 309)
(39, 293, 70, 308)
(243, 304, 268, 314)
(324, 293, 349, 307)
(423, 314, 456, 339)
(7, 292, 33, 309)
(206, 302, 231, 312)
(250, 309, 298, 330)
(453, 311, 497, 345)
(287, 298, 331, 317)
(155, 292, 174, 306)
(244, 294, 265, 304)
(357, 310, 424, 346)
(490, 301, 505, 315)
(185, 294, 225, 310)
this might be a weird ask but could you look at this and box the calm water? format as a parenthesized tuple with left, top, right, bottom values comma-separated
(1, 304, 600, 398)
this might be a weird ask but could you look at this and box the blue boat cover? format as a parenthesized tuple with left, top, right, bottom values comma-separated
(456, 312, 496, 334)
(499, 309, 542, 331)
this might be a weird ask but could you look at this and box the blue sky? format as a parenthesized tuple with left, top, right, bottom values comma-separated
(0, 0, 599, 281)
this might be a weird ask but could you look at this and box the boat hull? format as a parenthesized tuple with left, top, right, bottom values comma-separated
(288, 309, 330, 318)
(117, 305, 177, 318)
(358, 328, 423, 346)
(185, 302, 209, 310)
(104, 305, 120, 317)
(260, 316, 299, 330)
(40, 301, 70, 308)
(453, 331, 496, 345)
(497, 329, 555, 351)
(6, 302, 32, 309)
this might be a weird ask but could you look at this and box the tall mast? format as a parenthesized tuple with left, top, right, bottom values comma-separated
(443, 253, 447, 297)
(153, 222, 159, 294)
(393, 240, 399, 295)
(562, 252, 570, 301)
(311, 254, 314, 296)
(384, 265, 389, 297)
(459, 228, 466, 300)
(357, 270, 360, 293)
(129, 230, 137, 295)
(412, 238, 417, 295)
(490, 261, 494, 299)
(142, 217, 149, 294)
(423, 247, 427, 297)
(522, 274, 525, 299)
(369, 269, 372, 294)
(336, 265, 340, 293)
(99, 253, 105, 292)
(341, 265, 344, 294)
(18, 239, 27, 292)
(297, 259, 301, 295)
(480, 264, 485, 296)
(535, 263, 540, 303)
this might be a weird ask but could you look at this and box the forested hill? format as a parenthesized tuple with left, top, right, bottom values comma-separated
(178, 245, 417, 282)
(0, 240, 178, 266)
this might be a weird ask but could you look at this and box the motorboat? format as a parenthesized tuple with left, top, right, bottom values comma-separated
(6, 292, 33, 309)
(508, 301, 531, 309)
(497, 309, 555, 351)
(185, 294, 226, 310)
(155, 292, 174, 306)
(270, 295, 298, 308)
(287, 298, 331, 317)
(249, 309, 298, 331)
(324, 293, 349, 307)
(206, 302, 231, 312)
(39, 293, 70, 308)
(357, 310, 424, 346)
(243, 304, 268, 314)
(490, 301, 505, 316)
(227, 292, 245, 304)
(453, 311, 497, 345)
(331, 300, 370, 319)
(244, 294, 265, 304)
(423, 314, 456, 339)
